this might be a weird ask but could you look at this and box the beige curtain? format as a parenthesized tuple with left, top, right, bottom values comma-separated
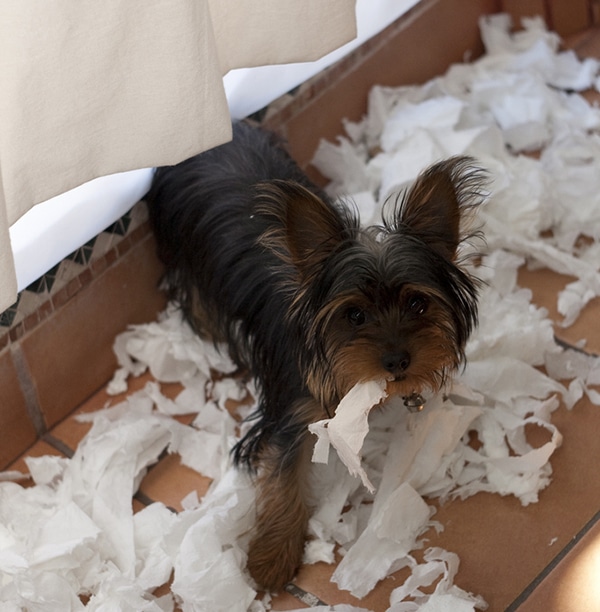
(0, 0, 356, 312)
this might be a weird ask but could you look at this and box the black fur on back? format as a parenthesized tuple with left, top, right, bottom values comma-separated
(146, 121, 346, 466)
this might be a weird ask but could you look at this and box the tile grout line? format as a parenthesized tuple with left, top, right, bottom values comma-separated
(284, 583, 328, 607)
(506, 508, 600, 610)
(134, 491, 159, 508)
(42, 433, 75, 458)
(10, 343, 47, 437)
(554, 334, 599, 358)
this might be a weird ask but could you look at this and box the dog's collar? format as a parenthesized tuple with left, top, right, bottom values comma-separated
(403, 392, 425, 412)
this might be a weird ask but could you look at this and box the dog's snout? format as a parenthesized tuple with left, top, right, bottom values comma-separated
(382, 350, 411, 375)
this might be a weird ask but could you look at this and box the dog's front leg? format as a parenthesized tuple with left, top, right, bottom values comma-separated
(246, 399, 321, 592)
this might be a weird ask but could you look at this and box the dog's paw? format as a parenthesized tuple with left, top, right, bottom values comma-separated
(246, 528, 305, 592)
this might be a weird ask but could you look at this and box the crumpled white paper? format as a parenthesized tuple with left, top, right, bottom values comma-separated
(0, 314, 261, 612)
(309, 379, 389, 492)
(314, 13, 600, 328)
(2, 13, 600, 612)
(109, 304, 238, 395)
(308, 11, 599, 607)
(386, 547, 487, 611)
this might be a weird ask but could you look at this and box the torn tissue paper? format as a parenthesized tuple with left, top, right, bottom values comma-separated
(309, 379, 388, 492)
(2, 13, 600, 612)
(305, 12, 600, 606)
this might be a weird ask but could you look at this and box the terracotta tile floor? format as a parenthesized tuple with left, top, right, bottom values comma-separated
(10, 243, 600, 612)
(10, 261, 600, 611)
(9, 25, 600, 612)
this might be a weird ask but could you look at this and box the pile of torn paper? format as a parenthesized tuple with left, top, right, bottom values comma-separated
(2, 13, 600, 612)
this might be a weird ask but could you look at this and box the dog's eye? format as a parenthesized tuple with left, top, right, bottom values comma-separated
(408, 294, 428, 315)
(346, 307, 367, 327)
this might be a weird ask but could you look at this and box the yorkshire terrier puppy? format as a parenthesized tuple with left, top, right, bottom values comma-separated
(146, 121, 484, 591)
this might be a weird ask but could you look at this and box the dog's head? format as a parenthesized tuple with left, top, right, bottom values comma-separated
(256, 156, 486, 410)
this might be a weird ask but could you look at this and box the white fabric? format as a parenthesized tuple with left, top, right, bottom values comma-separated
(9, 0, 420, 295)
(225, 0, 421, 120)
(9, 170, 155, 291)
(0, 0, 356, 311)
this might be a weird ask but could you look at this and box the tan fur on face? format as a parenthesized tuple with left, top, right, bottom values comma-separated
(305, 286, 463, 406)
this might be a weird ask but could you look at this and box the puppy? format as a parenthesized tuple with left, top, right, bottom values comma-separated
(146, 121, 484, 591)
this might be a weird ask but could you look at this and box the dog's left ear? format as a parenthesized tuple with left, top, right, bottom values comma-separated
(393, 156, 485, 260)
(256, 180, 347, 272)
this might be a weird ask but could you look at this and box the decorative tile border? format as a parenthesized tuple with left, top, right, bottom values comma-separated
(0, 201, 149, 351)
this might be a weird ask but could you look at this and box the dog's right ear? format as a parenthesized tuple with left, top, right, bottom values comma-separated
(255, 180, 348, 273)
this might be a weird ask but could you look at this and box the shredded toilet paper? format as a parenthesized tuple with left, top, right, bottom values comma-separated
(309, 379, 389, 492)
(2, 13, 600, 611)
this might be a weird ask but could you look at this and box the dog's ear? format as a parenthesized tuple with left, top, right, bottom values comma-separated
(392, 156, 485, 260)
(256, 180, 348, 272)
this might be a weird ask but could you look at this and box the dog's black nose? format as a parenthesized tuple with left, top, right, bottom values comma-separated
(382, 351, 411, 375)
